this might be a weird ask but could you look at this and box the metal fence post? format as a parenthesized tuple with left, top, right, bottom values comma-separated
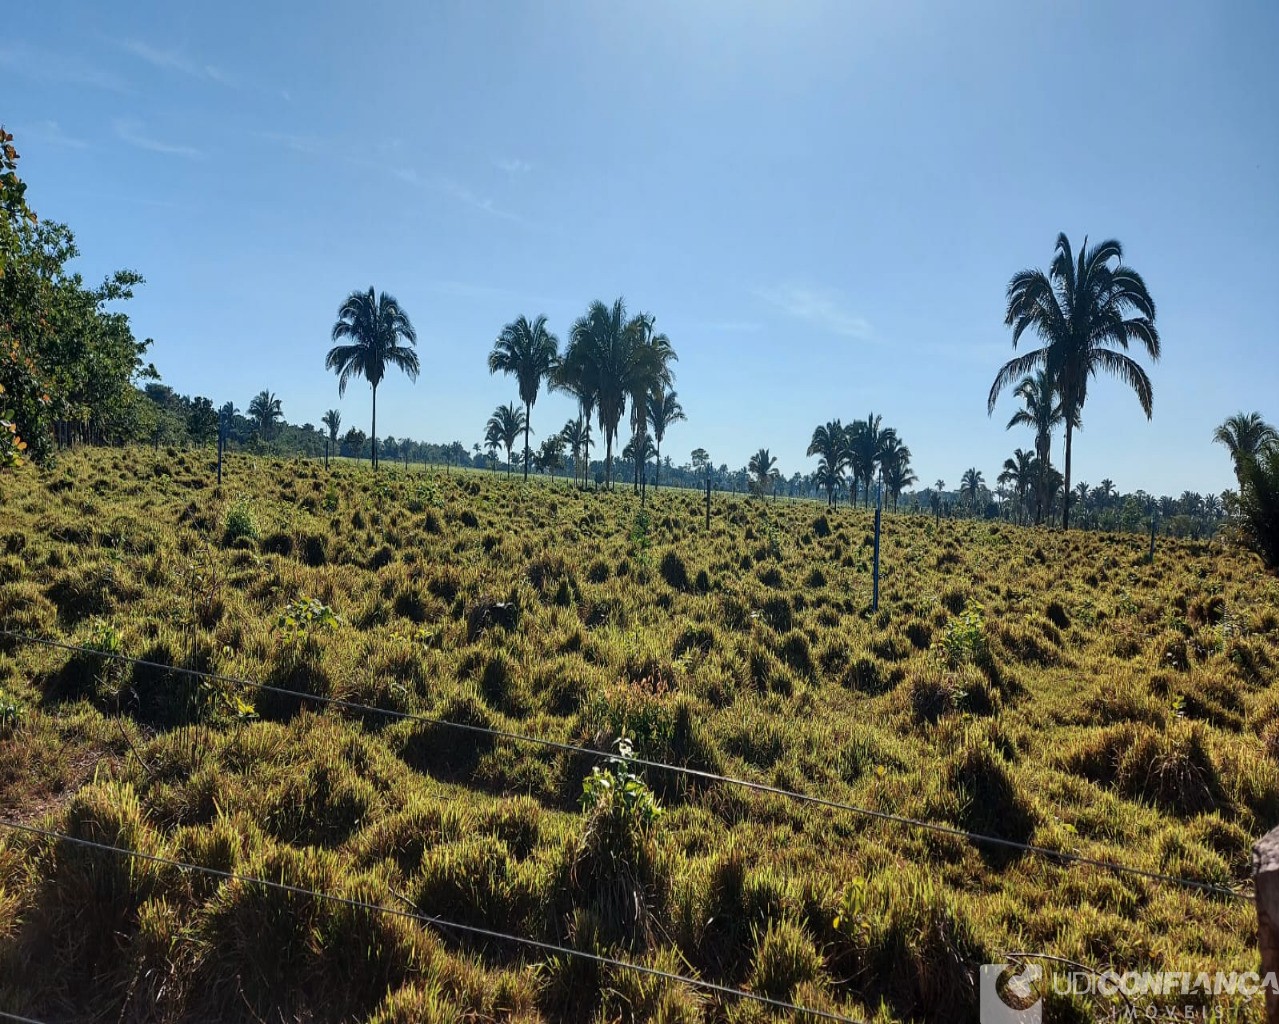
(1254, 826, 1279, 1023)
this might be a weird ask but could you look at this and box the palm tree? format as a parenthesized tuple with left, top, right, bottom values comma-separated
(806, 420, 848, 507)
(880, 436, 917, 511)
(488, 314, 560, 482)
(247, 390, 283, 438)
(997, 449, 1034, 524)
(814, 461, 844, 506)
(748, 448, 779, 497)
(321, 409, 341, 443)
(989, 233, 1159, 529)
(646, 388, 685, 489)
(960, 467, 984, 510)
(626, 315, 677, 493)
(847, 413, 894, 507)
(485, 402, 526, 477)
(564, 298, 631, 490)
(549, 342, 598, 479)
(327, 286, 420, 471)
(1213, 412, 1278, 482)
(622, 433, 657, 484)
(559, 418, 593, 488)
(1003, 369, 1064, 525)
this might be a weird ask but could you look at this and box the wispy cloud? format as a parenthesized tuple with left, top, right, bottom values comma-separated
(256, 131, 527, 224)
(700, 321, 765, 334)
(757, 284, 874, 340)
(495, 158, 532, 176)
(0, 41, 128, 92)
(114, 119, 204, 160)
(117, 38, 235, 86)
(255, 130, 327, 156)
(21, 120, 89, 150)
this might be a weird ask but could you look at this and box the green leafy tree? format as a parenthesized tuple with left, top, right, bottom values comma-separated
(187, 396, 218, 446)
(327, 287, 419, 471)
(488, 314, 559, 481)
(989, 233, 1159, 529)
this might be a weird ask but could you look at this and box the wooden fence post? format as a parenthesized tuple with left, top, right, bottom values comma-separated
(1255, 825, 1279, 1023)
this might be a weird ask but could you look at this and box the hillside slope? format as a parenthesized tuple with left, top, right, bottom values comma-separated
(0, 448, 1275, 1022)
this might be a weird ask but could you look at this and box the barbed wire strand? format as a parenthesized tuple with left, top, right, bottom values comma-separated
(0, 1011, 50, 1024)
(0, 817, 865, 1024)
(0, 629, 1248, 902)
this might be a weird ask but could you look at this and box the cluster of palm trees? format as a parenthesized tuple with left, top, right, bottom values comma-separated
(483, 298, 683, 490)
(805, 414, 916, 509)
(988, 233, 1160, 530)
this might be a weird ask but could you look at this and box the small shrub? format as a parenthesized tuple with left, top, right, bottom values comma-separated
(223, 496, 259, 545)
(750, 918, 824, 1001)
(659, 549, 690, 591)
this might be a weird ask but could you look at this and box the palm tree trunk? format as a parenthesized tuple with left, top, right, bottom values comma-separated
(371, 384, 378, 471)
(523, 403, 531, 482)
(1062, 423, 1074, 531)
(654, 440, 661, 489)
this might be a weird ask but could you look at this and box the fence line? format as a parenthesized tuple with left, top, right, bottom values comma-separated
(0, 629, 1248, 902)
(0, 817, 866, 1024)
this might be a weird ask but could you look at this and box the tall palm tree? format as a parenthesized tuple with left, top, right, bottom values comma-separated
(989, 233, 1159, 529)
(247, 390, 283, 438)
(646, 388, 685, 490)
(485, 402, 526, 478)
(1003, 369, 1064, 525)
(748, 448, 779, 497)
(565, 298, 630, 490)
(997, 449, 1034, 524)
(880, 436, 917, 511)
(806, 421, 849, 508)
(1213, 412, 1278, 482)
(327, 287, 420, 471)
(321, 409, 341, 443)
(960, 467, 985, 510)
(488, 314, 560, 482)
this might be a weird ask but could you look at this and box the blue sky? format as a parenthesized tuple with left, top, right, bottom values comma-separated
(6, 1, 1277, 496)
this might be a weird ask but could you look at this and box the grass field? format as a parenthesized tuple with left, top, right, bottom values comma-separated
(0, 447, 1276, 1023)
